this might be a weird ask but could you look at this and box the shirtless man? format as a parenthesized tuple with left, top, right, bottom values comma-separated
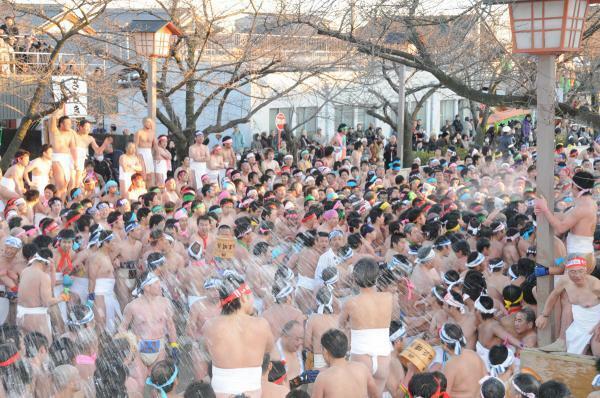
(25, 144, 53, 192)
(0, 149, 29, 200)
(305, 287, 339, 370)
(270, 320, 305, 381)
(88, 230, 121, 334)
(189, 131, 210, 189)
(221, 136, 237, 170)
(385, 321, 408, 398)
(202, 271, 274, 397)
(17, 248, 67, 342)
(340, 257, 392, 396)
(503, 228, 521, 266)
(474, 295, 522, 368)
(312, 328, 378, 398)
(74, 119, 111, 187)
(536, 256, 600, 355)
(154, 135, 171, 185)
(114, 222, 143, 308)
(489, 222, 505, 259)
(514, 307, 537, 348)
(486, 258, 510, 300)
(263, 282, 305, 338)
(291, 231, 325, 313)
(443, 290, 478, 349)
(536, 170, 598, 273)
(134, 117, 157, 187)
(119, 271, 178, 372)
(410, 246, 441, 294)
(440, 323, 487, 398)
(49, 111, 78, 199)
(261, 354, 289, 398)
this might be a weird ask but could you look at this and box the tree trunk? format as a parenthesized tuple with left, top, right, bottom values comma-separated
(403, 112, 413, 167)
(1, 118, 34, 170)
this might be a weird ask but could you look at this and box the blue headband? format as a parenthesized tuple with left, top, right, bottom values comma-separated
(146, 366, 178, 398)
(71, 188, 82, 200)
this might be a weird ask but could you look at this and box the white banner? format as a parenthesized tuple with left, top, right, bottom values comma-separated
(52, 75, 88, 117)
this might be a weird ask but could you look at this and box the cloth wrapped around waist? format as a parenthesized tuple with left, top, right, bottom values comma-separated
(94, 278, 116, 296)
(137, 148, 154, 172)
(566, 303, 600, 354)
(350, 328, 393, 357)
(566, 233, 594, 254)
(313, 353, 327, 369)
(17, 305, 48, 317)
(476, 341, 490, 369)
(211, 366, 262, 395)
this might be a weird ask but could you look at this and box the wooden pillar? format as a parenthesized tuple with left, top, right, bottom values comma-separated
(536, 54, 557, 346)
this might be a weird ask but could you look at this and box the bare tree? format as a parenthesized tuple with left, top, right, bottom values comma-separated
(0, 0, 111, 169)
(93, 0, 353, 158)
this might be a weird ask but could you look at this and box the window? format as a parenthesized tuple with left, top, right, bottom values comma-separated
(269, 107, 293, 133)
(439, 99, 454, 130)
(334, 105, 354, 129)
(296, 106, 318, 135)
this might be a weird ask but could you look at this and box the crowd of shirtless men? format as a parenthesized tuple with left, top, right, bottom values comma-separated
(0, 111, 597, 398)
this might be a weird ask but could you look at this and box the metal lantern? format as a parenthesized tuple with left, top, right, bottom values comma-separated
(128, 20, 182, 58)
(485, 0, 600, 53)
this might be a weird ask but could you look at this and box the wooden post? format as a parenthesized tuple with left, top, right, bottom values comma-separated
(536, 54, 557, 347)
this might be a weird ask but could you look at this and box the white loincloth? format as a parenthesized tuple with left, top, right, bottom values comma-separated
(207, 170, 220, 185)
(31, 174, 49, 191)
(69, 277, 89, 304)
(0, 177, 15, 193)
(16, 305, 51, 332)
(297, 275, 316, 291)
(155, 159, 168, 182)
(313, 353, 327, 369)
(75, 147, 87, 171)
(566, 303, 600, 354)
(119, 166, 134, 191)
(137, 148, 154, 174)
(566, 233, 594, 255)
(94, 278, 122, 334)
(190, 161, 207, 188)
(52, 153, 73, 183)
(211, 366, 262, 395)
(350, 328, 393, 374)
(476, 341, 491, 369)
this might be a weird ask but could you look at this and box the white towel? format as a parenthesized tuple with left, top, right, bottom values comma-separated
(211, 366, 262, 395)
(566, 303, 600, 354)
(313, 353, 327, 369)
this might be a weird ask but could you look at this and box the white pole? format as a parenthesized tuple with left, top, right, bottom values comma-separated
(397, 63, 406, 166)
(536, 54, 556, 347)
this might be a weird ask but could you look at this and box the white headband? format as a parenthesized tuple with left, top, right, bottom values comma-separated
(489, 348, 515, 377)
(28, 253, 50, 265)
(133, 272, 160, 297)
(389, 323, 407, 342)
(444, 292, 466, 314)
(317, 292, 334, 314)
(467, 252, 485, 268)
(275, 283, 294, 301)
(511, 377, 536, 398)
(67, 308, 94, 326)
(417, 249, 435, 264)
(4, 236, 22, 249)
(493, 223, 505, 233)
(439, 325, 466, 355)
(488, 259, 504, 272)
(474, 296, 496, 315)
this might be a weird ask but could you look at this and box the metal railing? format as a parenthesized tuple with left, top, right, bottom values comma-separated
(0, 50, 106, 76)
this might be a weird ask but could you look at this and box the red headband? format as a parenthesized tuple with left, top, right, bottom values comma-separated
(301, 213, 316, 223)
(220, 283, 251, 307)
(0, 352, 19, 367)
(43, 222, 59, 235)
(65, 213, 82, 227)
(566, 257, 587, 270)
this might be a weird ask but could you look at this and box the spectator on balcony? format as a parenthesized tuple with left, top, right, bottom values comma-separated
(0, 36, 13, 75)
(0, 16, 19, 41)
